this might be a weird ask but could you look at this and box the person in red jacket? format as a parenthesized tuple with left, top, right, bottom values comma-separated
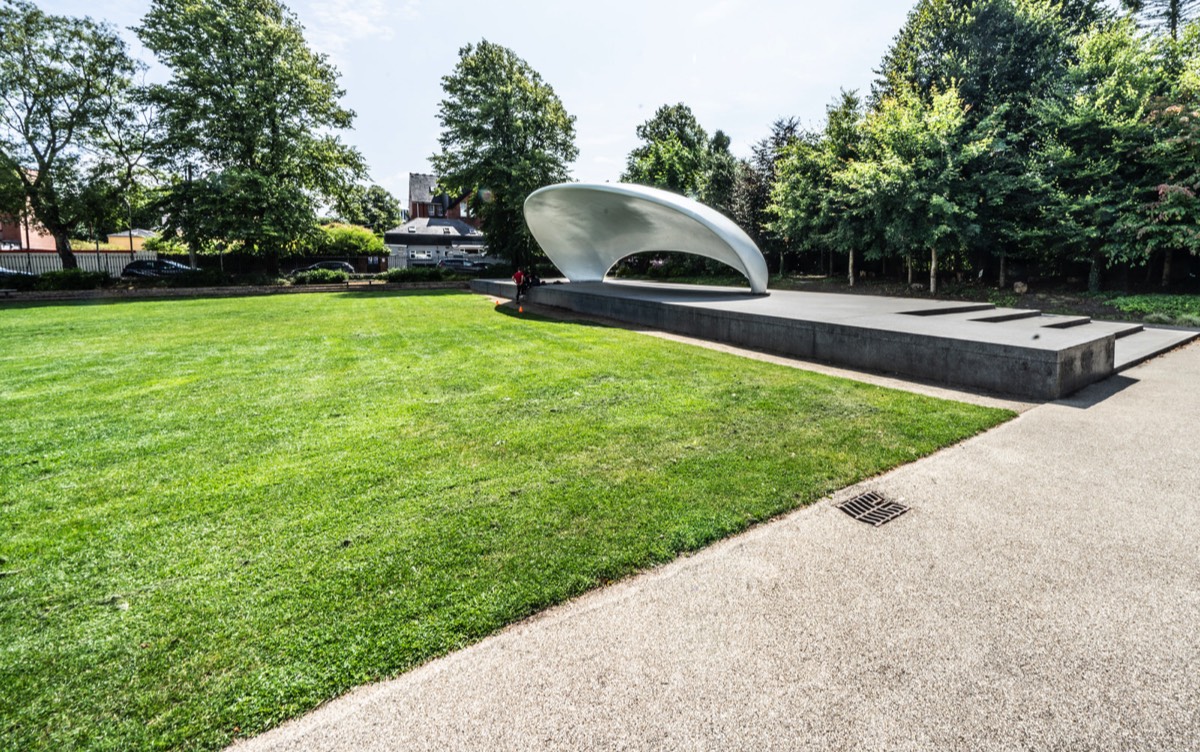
(512, 268, 526, 302)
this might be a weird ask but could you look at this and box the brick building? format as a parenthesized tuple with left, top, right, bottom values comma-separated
(383, 173, 487, 266)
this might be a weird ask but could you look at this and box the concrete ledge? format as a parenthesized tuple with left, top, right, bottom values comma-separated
(474, 279, 1118, 400)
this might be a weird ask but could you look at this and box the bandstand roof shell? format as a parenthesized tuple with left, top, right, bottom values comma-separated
(523, 182, 768, 294)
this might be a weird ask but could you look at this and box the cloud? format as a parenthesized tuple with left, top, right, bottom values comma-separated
(304, 0, 418, 53)
(693, 0, 737, 26)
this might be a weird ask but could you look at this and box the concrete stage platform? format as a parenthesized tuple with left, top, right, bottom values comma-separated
(471, 279, 1197, 400)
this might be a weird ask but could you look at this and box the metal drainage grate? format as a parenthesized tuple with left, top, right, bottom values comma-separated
(837, 491, 910, 527)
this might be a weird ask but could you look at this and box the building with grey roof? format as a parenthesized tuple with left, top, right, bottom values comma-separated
(385, 173, 488, 267)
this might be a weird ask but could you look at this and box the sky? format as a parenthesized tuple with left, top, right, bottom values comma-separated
(46, 0, 917, 205)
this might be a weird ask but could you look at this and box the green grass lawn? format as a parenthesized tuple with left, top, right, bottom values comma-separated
(0, 291, 1012, 751)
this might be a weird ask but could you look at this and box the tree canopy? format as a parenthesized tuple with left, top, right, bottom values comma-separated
(431, 40, 578, 269)
(137, 0, 363, 262)
(0, 0, 137, 267)
(622, 104, 747, 225)
(762, 0, 1200, 292)
(335, 184, 404, 234)
(622, 104, 713, 197)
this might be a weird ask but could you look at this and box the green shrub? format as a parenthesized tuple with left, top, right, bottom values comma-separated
(142, 234, 181, 254)
(144, 236, 233, 256)
(1109, 294, 1200, 322)
(1144, 312, 1173, 325)
(234, 273, 287, 287)
(1175, 314, 1200, 328)
(292, 269, 348, 285)
(0, 271, 37, 291)
(987, 291, 1019, 308)
(69, 239, 124, 251)
(34, 269, 110, 291)
(164, 269, 230, 288)
(383, 267, 449, 283)
(315, 223, 384, 256)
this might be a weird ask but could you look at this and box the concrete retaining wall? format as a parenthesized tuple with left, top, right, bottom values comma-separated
(475, 279, 1115, 400)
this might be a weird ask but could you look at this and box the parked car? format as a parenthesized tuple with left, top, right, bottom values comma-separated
(436, 258, 484, 274)
(290, 261, 355, 275)
(121, 259, 193, 278)
(0, 266, 35, 277)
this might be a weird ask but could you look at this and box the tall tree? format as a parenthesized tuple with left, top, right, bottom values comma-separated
(773, 86, 993, 293)
(138, 0, 363, 264)
(874, 0, 1076, 137)
(873, 0, 1083, 283)
(1133, 19, 1200, 284)
(431, 40, 577, 270)
(335, 184, 404, 234)
(1123, 0, 1200, 38)
(861, 86, 996, 294)
(769, 95, 869, 282)
(1036, 18, 1166, 289)
(700, 130, 738, 216)
(0, 1, 137, 268)
(733, 117, 799, 273)
(622, 104, 711, 196)
(1136, 114, 1200, 285)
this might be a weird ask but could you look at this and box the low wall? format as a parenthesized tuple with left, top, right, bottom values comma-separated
(473, 279, 1114, 400)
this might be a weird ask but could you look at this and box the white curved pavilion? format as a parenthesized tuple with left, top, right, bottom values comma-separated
(523, 183, 769, 294)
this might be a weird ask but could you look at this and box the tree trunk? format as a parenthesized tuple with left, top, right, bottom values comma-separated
(1088, 252, 1102, 293)
(847, 249, 856, 288)
(54, 230, 78, 270)
(907, 254, 913, 285)
(929, 247, 938, 295)
(1162, 248, 1173, 288)
(998, 252, 1007, 289)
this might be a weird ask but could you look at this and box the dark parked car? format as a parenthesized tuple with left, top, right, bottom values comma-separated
(0, 266, 35, 277)
(121, 259, 193, 278)
(291, 261, 355, 275)
(436, 258, 483, 274)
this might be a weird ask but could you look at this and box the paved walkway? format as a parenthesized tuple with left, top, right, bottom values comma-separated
(234, 339, 1200, 752)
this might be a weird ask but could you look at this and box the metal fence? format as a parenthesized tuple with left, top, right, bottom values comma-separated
(0, 250, 156, 276)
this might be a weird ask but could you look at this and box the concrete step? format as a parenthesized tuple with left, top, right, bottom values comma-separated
(971, 312, 1094, 330)
(1038, 314, 1094, 329)
(1114, 327, 1200, 372)
(1082, 320, 1145, 339)
(903, 303, 997, 316)
(967, 309, 1043, 323)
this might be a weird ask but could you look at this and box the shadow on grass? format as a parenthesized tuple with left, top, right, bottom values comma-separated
(0, 286, 475, 311)
(326, 287, 471, 300)
(490, 300, 613, 329)
(0, 297, 141, 312)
